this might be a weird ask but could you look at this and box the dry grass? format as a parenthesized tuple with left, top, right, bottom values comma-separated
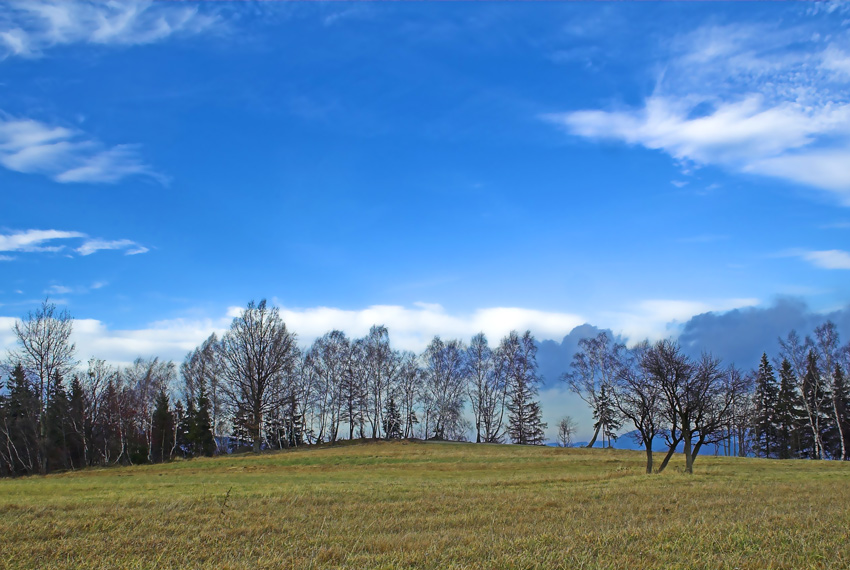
(1, 441, 849, 569)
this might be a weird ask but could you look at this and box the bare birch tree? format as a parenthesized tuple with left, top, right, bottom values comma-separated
(217, 300, 298, 453)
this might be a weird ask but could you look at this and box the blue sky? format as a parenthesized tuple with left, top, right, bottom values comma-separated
(1, 0, 849, 397)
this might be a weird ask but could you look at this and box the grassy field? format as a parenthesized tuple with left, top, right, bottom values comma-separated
(1, 441, 849, 569)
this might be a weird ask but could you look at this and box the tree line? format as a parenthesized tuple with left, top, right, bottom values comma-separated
(0, 300, 547, 477)
(565, 322, 850, 474)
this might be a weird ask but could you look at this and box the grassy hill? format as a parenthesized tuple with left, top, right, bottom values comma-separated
(1, 441, 848, 569)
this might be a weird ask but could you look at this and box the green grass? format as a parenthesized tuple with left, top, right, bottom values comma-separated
(1, 441, 849, 569)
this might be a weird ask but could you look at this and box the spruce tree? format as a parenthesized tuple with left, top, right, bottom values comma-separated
(592, 384, 621, 448)
(382, 397, 403, 439)
(190, 381, 216, 457)
(752, 353, 779, 458)
(150, 390, 174, 463)
(4, 364, 39, 475)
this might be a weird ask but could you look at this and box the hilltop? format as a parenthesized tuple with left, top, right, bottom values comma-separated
(1, 441, 848, 569)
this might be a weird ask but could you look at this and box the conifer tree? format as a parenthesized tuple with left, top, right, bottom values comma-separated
(382, 396, 403, 439)
(593, 383, 621, 448)
(774, 359, 805, 459)
(752, 353, 779, 458)
(150, 390, 174, 463)
(190, 380, 216, 457)
(504, 331, 548, 445)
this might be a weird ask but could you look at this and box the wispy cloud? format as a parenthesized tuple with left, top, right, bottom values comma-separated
(547, 18, 850, 204)
(0, 229, 85, 252)
(77, 239, 148, 256)
(0, 0, 220, 59)
(0, 228, 148, 257)
(800, 249, 850, 269)
(0, 115, 163, 184)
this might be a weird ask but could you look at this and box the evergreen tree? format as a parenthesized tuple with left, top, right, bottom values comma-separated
(801, 350, 829, 459)
(190, 380, 216, 457)
(382, 396, 403, 439)
(150, 390, 174, 463)
(774, 359, 805, 459)
(592, 384, 621, 448)
(505, 331, 548, 445)
(67, 376, 88, 469)
(44, 373, 71, 471)
(283, 392, 305, 448)
(824, 364, 850, 460)
(752, 353, 779, 458)
(2, 364, 39, 475)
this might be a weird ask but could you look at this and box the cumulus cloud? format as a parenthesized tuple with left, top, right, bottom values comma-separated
(0, 116, 162, 184)
(679, 298, 850, 370)
(265, 303, 586, 353)
(0, 0, 220, 59)
(0, 228, 148, 257)
(547, 19, 850, 204)
(603, 298, 760, 343)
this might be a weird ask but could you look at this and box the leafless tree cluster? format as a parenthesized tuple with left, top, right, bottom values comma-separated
(565, 332, 749, 474)
(1, 300, 549, 476)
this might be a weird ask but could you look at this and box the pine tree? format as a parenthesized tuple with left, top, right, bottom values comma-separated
(752, 353, 779, 458)
(44, 373, 71, 471)
(382, 397, 403, 439)
(824, 364, 850, 460)
(67, 376, 88, 468)
(505, 332, 548, 445)
(150, 390, 174, 463)
(802, 350, 829, 459)
(283, 392, 305, 448)
(189, 380, 216, 457)
(3, 364, 39, 475)
(593, 384, 621, 448)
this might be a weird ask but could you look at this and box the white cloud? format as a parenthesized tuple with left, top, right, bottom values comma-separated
(0, 0, 220, 59)
(0, 228, 148, 257)
(0, 255, 14, 261)
(0, 299, 768, 371)
(604, 298, 760, 342)
(269, 303, 586, 352)
(76, 238, 148, 256)
(0, 228, 85, 252)
(801, 249, 850, 269)
(548, 21, 850, 204)
(0, 116, 161, 184)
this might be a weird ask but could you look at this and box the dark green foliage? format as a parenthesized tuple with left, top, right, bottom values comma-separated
(592, 384, 621, 448)
(0, 364, 39, 475)
(774, 359, 807, 459)
(382, 397, 403, 439)
(752, 353, 779, 458)
(150, 390, 174, 463)
(190, 380, 216, 457)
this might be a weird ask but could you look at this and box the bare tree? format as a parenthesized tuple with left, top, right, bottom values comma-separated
(613, 341, 663, 473)
(217, 300, 298, 453)
(779, 331, 825, 459)
(466, 333, 507, 443)
(362, 325, 398, 439)
(396, 351, 423, 438)
(123, 357, 176, 463)
(563, 332, 624, 448)
(556, 416, 577, 447)
(422, 336, 467, 440)
(813, 322, 846, 460)
(8, 300, 77, 473)
(181, 334, 225, 451)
